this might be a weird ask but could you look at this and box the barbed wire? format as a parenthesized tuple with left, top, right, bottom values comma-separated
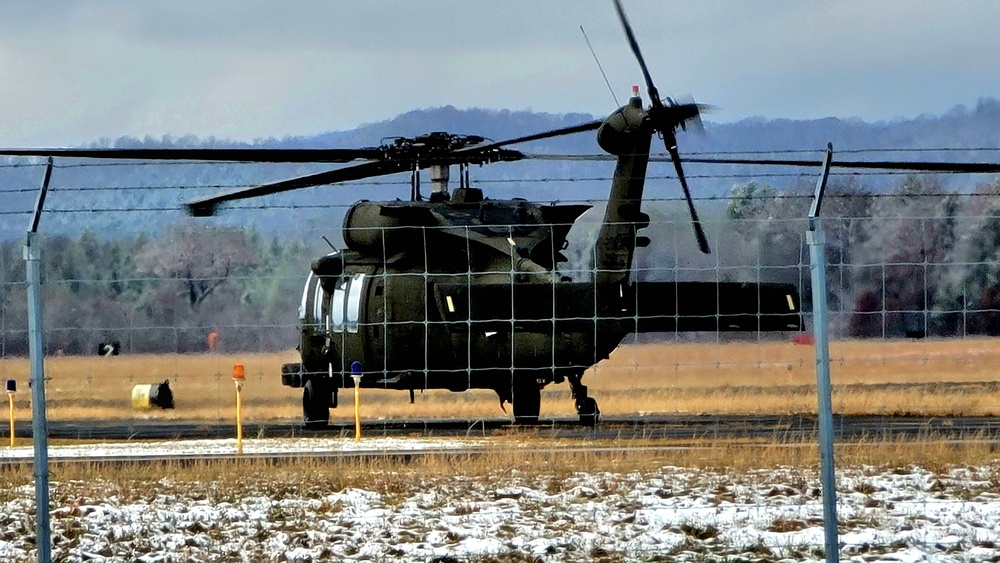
(5, 193, 998, 215)
(0, 162, 49, 169)
(4, 168, 1000, 197)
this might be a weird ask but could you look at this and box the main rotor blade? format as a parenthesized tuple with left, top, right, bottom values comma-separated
(663, 136, 711, 254)
(612, 0, 660, 107)
(186, 160, 408, 216)
(454, 120, 603, 154)
(0, 147, 381, 163)
(685, 157, 1000, 173)
(525, 153, 1000, 173)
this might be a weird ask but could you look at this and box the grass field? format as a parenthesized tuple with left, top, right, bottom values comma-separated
(1, 337, 999, 423)
(5, 339, 997, 562)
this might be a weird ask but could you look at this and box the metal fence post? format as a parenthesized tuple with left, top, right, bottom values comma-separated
(25, 157, 53, 563)
(808, 143, 838, 562)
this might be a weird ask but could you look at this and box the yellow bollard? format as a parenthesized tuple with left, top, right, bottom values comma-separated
(351, 361, 363, 442)
(233, 364, 245, 455)
(6, 379, 15, 448)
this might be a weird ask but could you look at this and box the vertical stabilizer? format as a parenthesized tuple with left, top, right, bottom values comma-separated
(594, 95, 652, 286)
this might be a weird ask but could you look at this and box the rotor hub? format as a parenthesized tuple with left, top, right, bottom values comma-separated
(379, 133, 522, 166)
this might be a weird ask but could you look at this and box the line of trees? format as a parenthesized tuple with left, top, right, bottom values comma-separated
(0, 225, 313, 356)
(3, 175, 1000, 357)
(725, 175, 1000, 338)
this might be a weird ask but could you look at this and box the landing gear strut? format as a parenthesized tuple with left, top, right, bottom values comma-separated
(569, 374, 600, 426)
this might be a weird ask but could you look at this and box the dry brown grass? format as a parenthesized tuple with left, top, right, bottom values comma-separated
(2, 434, 997, 492)
(1, 337, 999, 423)
(586, 338, 1000, 417)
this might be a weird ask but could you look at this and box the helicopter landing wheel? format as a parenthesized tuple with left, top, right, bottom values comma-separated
(512, 377, 541, 425)
(577, 397, 600, 427)
(302, 378, 331, 429)
(568, 374, 599, 426)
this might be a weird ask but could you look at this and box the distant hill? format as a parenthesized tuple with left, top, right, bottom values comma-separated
(3, 99, 1000, 240)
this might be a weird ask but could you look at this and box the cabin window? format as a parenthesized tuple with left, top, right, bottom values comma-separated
(346, 274, 366, 333)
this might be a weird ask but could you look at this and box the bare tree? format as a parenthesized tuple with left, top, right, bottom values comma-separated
(851, 176, 957, 337)
(136, 224, 260, 309)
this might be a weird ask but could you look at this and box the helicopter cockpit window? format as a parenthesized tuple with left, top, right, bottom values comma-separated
(313, 279, 324, 328)
(326, 274, 365, 334)
(331, 277, 347, 333)
(299, 272, 314, 322)
(345, 274, 366, 334)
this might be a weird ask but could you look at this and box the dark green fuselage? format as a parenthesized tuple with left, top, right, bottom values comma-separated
(281, 95, 802, 424)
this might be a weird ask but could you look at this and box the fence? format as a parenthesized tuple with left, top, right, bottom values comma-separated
(2, 169, 1000, 562)
(1, 186, 1000, 421)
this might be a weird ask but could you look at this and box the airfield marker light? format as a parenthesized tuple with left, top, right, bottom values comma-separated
(233, 364, 245, 455)
(351, 361, 363, 442)
(5, 379, 14, 447)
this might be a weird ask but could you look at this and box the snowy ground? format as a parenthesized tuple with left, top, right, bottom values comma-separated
(2, 438, 1000, 562)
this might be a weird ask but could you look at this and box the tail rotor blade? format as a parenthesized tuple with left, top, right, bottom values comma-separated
(675, 95, 710, 133)
(612, 0, 708, 254)
(612, 0, 660, 106)
(665, 138, 710, 254)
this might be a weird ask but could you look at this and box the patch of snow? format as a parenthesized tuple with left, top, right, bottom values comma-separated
(2, 439, 1000, 561)
(0, 436, 487, 460)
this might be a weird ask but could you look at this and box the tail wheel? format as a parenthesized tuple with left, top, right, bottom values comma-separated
(512, 377, 541, 424)
(302, 379, 331, 429)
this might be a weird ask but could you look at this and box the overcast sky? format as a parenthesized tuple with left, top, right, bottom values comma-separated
(3, 1, 1000, 146)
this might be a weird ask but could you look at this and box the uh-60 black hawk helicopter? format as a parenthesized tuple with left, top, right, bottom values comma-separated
(7, 0, 994, 427)
(2, 0, 801, 426)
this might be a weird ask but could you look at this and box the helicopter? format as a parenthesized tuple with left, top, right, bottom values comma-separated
(5, 0, 999, 427)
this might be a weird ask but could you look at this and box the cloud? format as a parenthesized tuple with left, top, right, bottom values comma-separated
(2, 1, 1000, 145)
